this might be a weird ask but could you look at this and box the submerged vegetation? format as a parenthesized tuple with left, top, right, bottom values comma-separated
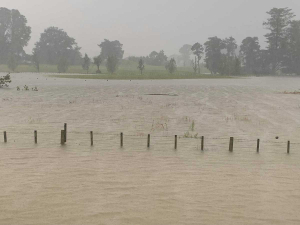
(0, 73, 11, 87)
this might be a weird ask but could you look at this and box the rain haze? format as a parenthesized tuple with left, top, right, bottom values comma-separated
(1, 1, 300, 225)
(1, 0, 300, 56)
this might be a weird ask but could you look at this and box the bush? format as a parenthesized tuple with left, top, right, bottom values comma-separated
(0, 73, 11, 87)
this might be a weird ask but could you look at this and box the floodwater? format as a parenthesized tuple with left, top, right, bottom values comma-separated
(0, 73, 300, 225)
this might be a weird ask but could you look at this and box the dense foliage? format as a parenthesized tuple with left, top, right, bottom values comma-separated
(0, 6, 300, 75)
(0, 73, 11, 87)
(33, 27, 82, 67)
(0, 8, 31, 67)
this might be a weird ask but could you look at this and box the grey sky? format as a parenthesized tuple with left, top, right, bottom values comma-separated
(2, 0, 300, 57)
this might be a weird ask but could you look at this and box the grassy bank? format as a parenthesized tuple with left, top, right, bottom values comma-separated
(0, 63, 234, 79)
(0, 61, 211, 74)
(49, 71, 231, 80)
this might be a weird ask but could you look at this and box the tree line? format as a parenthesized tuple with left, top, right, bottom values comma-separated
(0, 7, 300, 75)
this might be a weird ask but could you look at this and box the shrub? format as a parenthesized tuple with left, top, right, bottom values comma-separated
(0, 74, 11, 87)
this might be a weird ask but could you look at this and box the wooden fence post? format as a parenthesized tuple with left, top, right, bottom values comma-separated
(175, 135, 177, 150)
(34, 130, 37, 144)
(257, 139, 260, 153)
(120, 132, 123, 147)
(61, 130, 65, 145)
(64, 123, 67, 143)
(90, 131, 93, 146)
(4, 131, 7, 143)
(229, 137, 234, 152)
(287, 141, 290, 154)
(201, 136, 204, 151)
(147, 134, 150, 148)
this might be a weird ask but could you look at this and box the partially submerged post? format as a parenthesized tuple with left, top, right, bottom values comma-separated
(34, 130, 37, 144)
(287, 141, 290, 154)
(61, 130, 65, 145)
(201, 136, 204, 151)
(175, 135, 177, 150)
(120, 132, 123, 147)
(90, 131, 93, 146)
(147, 134, 150, 148)
(64, 123, 67, 143)
(257, 139, 260, 153)
(4, 131, 7, 143)
(229, 137, 234, 152)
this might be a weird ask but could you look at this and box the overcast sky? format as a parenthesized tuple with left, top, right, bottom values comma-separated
(2, 0, 300, 57)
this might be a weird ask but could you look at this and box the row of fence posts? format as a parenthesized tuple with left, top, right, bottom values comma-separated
(1, 125, 292, 154)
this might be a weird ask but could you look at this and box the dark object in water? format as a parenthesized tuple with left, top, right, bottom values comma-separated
(145, 94, 178, 97)
(276, 136, 279, 139)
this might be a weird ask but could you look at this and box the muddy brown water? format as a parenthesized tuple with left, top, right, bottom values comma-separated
(0, 73, 300, 225)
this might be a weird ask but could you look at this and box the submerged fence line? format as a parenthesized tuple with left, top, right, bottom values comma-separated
(1, 123, 297, 154)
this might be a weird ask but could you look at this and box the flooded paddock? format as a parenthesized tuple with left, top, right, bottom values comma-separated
(1, 73, 300, 225)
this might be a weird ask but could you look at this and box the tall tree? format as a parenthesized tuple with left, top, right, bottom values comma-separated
(82, 54, 91, 74)
(191, 43, 204, 74)
(0, 7, 31, 64)
(179, 44, 192, 67)
(204, 37, 225, 74)
(93, 55, 102, 73)
(240, 37, 261, 74)
(223, 37, 237, 57)
(98, 39, 124, 60)
(263, 8, 295, 74)
(33, 27, 81, 65)
(284, 20, 300, 75)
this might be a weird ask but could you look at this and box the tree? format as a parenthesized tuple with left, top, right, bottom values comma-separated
(233, 57, 242, 75)
(192, 57, 197, 73)
(7, 54, 18, 71)
(263, 8, 295, 74)
(0, 73, 11, 87)
(223, 37, 237, 57)
(240, 37, 261, 74)
(33, 27, 81, 65)
(179, 44, 192, 67)
(137, 58, 145, 75)
(32, 50, 40, 72)
(191, 43, 204, 74)
(156, 50, 168, 66)
(257, 50, 272, 75)
(204, 37, 225, 74)
(57, 56, 68, 73)
(284, 20, 300, 74)
(106, 55, 118, 74)
(93, 55, 102, 73)
(98, 39, 124, 60)
(82, 54, 91, 74)
(144, 50, 167, 66)
(0, 8, 31, 64)
(165, 58, 177, 74)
